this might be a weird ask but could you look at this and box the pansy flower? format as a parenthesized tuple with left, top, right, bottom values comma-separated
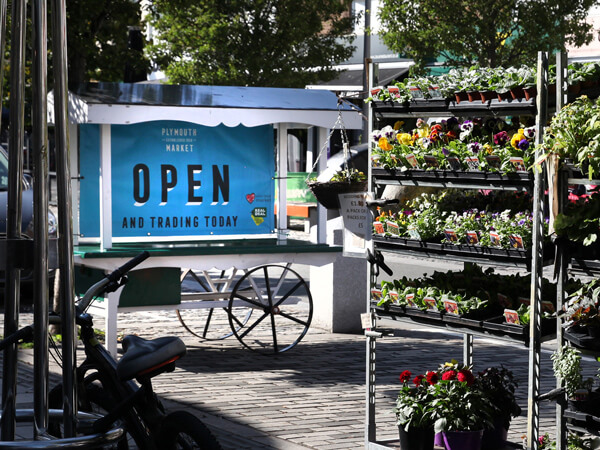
(468, 142, 482, 154)
(397, 133, 414, 146)
(445, 130, 457, 141)
(518, 139, 530, 151)
(494, 131, 509, 146)
(378, 137, 393, 151)
(460, 120, 474, 132)
(393, 120, 405, 131)
(510, 130, 526, 149)
(523, 126, 535, 139)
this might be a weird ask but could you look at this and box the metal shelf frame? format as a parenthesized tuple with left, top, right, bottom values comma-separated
(364, 52, 551, 450)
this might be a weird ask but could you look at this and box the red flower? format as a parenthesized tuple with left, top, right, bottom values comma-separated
(445, 130, 457, 141)
(441, 370, 457, 381)
(399, 370, 412, 383)
(413, 375, 425, 386)
(425, 371, 438, 385)
(457, 369, 475, 386)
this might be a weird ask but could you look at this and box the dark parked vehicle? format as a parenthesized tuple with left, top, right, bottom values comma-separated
(0, 146, 57, 295)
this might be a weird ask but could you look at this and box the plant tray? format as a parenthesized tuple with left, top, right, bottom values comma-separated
(371, 302, 445, 326)
(442, 313, 483, 331)
(407, 98, 449, 112)
(563, 328, 600, 351)
(564, 408, 600, 435)
(372, 167, 533, 190)
(482, 316, 556, 342)
(372, 235, 537, 267)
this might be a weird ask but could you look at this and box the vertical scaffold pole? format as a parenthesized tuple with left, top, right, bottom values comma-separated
(51, 0, 77, 437)
(527, 50, 548, 450)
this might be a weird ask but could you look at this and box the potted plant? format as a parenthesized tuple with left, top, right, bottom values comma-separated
(306, 167, 367, 210)
(477, 366, 522, 449)
(394, 370, 436, 450)
(551, 344, 596, 414)
(430, 362, 494, 450)
(563, 279, 600, 337)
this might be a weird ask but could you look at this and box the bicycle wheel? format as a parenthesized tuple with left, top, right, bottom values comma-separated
(157, 410, 222, 450)
(228, 264, 313, 354)
(178, 268, 253, 340)
(48, 379, 133, 449)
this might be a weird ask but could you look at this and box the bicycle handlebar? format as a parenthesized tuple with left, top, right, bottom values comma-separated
(78, 251, 150, 313)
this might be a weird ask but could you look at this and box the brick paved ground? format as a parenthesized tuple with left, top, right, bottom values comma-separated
(3, 308, 593, 449)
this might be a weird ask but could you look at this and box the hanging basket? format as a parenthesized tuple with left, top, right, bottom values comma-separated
(306, 179, 368, 210)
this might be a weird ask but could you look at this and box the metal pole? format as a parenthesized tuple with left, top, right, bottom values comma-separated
(51, 0, 77, 437)
(527, 51, 548, 450)
(361, 0, 371, 143)
(1, 0, 27, 441)
(554, 50, 568, 450)
(32, 0, 49, 437)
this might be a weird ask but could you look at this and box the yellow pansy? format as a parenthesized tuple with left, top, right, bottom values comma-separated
(417, 125, 430, 138)
(393, 120, 405, 130)
(378, 137, 393, 151)
(510, 130, 526, 149)
(483, 144, 494, 154)
(397, 132, 414, 146)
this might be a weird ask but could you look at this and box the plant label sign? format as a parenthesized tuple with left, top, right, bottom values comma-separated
(497, 293, 512, 308)
(405, 154, 419, 168)
(371, 288, 382, 302)
(509, 234, 524, 249)
(373, 221, 385, 235)
(485, 155, 502, 169)
(447, 157, 462, 171)
(504, 309, 520, 325)
(444, 299, 459, 315)
(424, 155, 439, 168)
(389, 290, 399, 304)
(444, 229, 458, 243)
(466, 156, 480, 171)
(424, 297, 437, 311)
(78, 121, 275, 239)
(509, 157, 527, 172)
(406, 293, 416, 307)
(339, 192, 372, 257)
(386, 221, 400, 236)
(466, 231, 479, 245)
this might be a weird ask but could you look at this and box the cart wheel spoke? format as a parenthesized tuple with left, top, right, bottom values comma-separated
(228, 264, 312, 354)
(178, 268, 252, 340)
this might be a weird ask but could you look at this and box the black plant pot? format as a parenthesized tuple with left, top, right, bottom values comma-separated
(398, 426, 434, 450)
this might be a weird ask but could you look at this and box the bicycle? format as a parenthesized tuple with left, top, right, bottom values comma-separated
(3, 251, 222, 449)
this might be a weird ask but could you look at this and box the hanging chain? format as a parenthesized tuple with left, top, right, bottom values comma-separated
(306, 103, 351, 183)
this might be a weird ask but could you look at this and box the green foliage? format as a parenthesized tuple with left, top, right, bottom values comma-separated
(378, 0, 597, 73)
(145, 0, 356, 87)
(551, 344, 592, 398)
(65, 0, 149, 83)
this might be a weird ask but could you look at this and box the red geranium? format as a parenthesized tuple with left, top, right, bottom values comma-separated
(399, 370, 412, 383)
(457, 369, 475, 386)
(425, 371, 438, 385)
(441, 370, 457, 381)
(413, 374, 425, 386)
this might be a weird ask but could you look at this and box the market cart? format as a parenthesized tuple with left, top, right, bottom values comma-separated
(55, 82, 362, 355)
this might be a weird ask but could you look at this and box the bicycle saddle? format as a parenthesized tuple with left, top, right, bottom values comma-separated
(117, 335, 187, 381)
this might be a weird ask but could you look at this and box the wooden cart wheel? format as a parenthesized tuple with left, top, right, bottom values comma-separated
(177, 268, 252, 340)
(228, 264, 313, 354)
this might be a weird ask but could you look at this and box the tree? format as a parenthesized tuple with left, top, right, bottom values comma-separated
(144, 0, 356, 87)
(378, 0, 599, 73)
(65, 0, 149, 83)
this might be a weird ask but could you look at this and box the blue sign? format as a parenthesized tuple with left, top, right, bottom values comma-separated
(79, 121, 275, 238)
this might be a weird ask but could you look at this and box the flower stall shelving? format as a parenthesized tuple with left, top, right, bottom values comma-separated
(365, 55, 552, 450)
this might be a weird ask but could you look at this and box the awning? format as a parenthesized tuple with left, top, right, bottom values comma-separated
(48, 82, 363, 129)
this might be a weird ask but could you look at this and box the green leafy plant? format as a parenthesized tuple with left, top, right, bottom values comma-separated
(551, 344, 593, 398)
(476, 366, 521, 430)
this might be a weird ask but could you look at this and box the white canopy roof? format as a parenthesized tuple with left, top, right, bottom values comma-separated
(50, 82, 363, 129)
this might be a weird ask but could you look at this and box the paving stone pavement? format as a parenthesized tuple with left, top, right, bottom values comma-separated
(1, 306, 592, 449)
